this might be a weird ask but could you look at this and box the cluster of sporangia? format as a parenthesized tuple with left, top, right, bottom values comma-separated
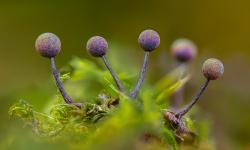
(35, 29, 224, 142)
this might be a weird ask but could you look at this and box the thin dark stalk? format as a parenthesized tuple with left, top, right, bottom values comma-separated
(171, 88, 184, 109)
(175, 79, 210, 118)
(50, 57, 82, 108)
(130, 52, 150, 99)
(101, 56, 125, 92)
(171, 63, 188, 109)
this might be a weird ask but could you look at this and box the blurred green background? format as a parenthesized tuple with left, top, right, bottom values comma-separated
(0, 0, 250, 149)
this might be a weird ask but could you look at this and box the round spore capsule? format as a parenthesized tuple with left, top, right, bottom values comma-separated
(86, 36, 108, 57)
(35, 33, 61, 58)
(138, 29, 160, 52)
(171, 38, 197, 62)
(202, 58, 224, 80)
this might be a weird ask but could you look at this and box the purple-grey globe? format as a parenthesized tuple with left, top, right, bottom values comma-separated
(86, 36, 108, 57)
(171, 38, 197, 62)
(138, 29, 160, 52)
(35, 33, 61, 58)
(202, 58, 224, 80)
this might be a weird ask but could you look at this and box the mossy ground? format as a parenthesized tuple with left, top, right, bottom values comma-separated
(9, 57, 215, 150)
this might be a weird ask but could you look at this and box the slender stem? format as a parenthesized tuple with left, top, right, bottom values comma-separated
(50, 57, 82, 108)
(101, 56, 125, 92)
(171, 88, 184, 109)
(130, 52, 150, 99)
(171, 63, 188, 108)
(176, 79, 210, 118)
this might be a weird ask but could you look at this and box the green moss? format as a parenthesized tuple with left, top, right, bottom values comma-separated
(8, 57, 215, 150)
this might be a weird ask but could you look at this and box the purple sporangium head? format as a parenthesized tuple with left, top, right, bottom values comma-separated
(35, 33, 61, 58)
(86, 36, 108, 57)
(138, 29, 160, 52)
(202, 58, 224, 80)
(171, 38, 197, 62)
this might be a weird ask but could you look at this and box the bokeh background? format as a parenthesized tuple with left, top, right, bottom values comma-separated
(0, 0, 250, 149)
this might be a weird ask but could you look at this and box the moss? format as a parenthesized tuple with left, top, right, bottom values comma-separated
(9, 57, 215, 150)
